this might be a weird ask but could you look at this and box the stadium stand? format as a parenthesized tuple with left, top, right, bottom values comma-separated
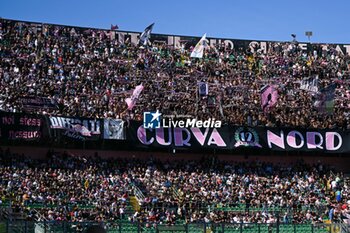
(1, 19, 350, 129)
(1, 18, 350, 232)
(0, 148, 349, 232)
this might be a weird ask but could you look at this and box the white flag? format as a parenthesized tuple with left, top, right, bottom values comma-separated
(300, 75, 319, 92)
(191, 33, 207, 58)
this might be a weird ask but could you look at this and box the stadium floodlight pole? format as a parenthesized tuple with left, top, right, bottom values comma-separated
(305, 31, 313, 43)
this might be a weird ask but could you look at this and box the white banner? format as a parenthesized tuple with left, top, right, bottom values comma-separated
(300, 75, 319, 92)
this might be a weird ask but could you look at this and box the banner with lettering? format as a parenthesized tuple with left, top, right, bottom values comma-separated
(111, 29, 350, 56)
(0, 111, 348, 153)
(48, 116, 102, 140)
(3, 19, 350, 55)
(127, 121, 347, 153)
(0, 112, 46, 141)
(19, 97, 59, 111)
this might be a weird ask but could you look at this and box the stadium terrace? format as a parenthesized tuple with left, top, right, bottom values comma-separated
(0, 18, 349, 233)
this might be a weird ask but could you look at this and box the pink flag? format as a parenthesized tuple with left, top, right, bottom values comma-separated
(125, 84, 144, 110)
(261, 85, 278, 113)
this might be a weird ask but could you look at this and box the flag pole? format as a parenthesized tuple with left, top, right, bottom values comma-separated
(195, 78, 199, 117)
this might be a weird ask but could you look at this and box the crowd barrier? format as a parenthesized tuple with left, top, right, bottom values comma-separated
(0, 220, 347, 233)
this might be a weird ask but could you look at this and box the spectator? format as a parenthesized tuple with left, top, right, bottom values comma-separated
(1, 19, 350, 129)
(0, 148, 348, 225)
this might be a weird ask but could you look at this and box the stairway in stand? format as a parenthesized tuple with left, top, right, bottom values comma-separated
(129, 196, 141, 212)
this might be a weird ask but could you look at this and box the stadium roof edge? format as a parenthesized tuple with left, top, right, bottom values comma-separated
(1, 17, 349, 45)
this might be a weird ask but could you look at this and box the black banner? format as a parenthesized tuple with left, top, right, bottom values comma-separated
(48, 116, 102, 141)
(3, 19, 350, 56)
(127, 121, 346, 153)
(0, 111, 348, 153)
(113, 31, 350, 56)
(19, 97, 58, 110)
(0, 112, 45, 141)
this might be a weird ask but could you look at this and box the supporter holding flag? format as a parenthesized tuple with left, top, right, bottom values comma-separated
(261, 85, 278, 113)
(191, 33, 207, 58)
(139, 23, 154, 46)
(125, 84, 144, 110)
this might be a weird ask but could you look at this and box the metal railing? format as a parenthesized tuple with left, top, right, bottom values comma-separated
(0, 220, 348, 233)
(130, 182, 145, 203)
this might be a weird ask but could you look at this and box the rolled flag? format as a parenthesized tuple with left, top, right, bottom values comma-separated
(139, 23, 154, 46)
(111, 24, 119, 30)
(191, 33, 207, 58)
(198, 82, 208, 96)
(207, 95, 216, 107)
(217, 94, 225, 118)
(261, 85, 278, 113)
(125, 84, 144, 110)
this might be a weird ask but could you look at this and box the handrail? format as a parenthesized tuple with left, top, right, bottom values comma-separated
(330, 170, 336, 178)
(3, 220, 347, 233)
(339, 222, 350, 233)
(33, 209, 48, 222)
(130, 182, 145, 203)
(171, 186, 182, 202)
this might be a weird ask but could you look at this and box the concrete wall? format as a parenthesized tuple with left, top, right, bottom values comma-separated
(3, 146, 350, 172)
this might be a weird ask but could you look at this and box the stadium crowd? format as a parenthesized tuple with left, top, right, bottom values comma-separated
(1, 19, 350, 129)
(0, 148, 349, 226)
